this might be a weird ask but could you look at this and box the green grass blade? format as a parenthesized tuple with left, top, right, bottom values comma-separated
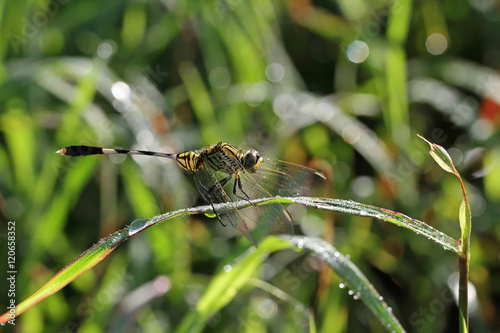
(176, 237, 292, 333)
(1, 194, 459, 324)
(0, 228, 129, 323)
(282, 196, 460, 253)
(288, 236, 405, 332)
(178, 61, 220, 143)
(383, 0, 412, 143)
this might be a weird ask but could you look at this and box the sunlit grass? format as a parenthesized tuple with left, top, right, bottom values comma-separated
(0, 0, 497, 331)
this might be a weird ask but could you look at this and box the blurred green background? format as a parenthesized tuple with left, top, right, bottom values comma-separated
(1, 0, 499, 332)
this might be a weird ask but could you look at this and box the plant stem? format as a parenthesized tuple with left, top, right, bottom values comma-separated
(458, 255, 469, 332)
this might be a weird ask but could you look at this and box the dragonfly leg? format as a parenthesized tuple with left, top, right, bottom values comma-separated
(232, 174, 254, 204)
(204, 175, 235, 228)
(206, 175, 232, 195)
(209, 201, 228, 227)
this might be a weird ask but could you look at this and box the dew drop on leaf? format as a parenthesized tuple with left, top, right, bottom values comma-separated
(129, 218, 149, 236)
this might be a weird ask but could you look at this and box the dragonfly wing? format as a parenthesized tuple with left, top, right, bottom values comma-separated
(235, 168, 294, 237)
(251, 159, 325, 197)
(193, 168, 257, 247)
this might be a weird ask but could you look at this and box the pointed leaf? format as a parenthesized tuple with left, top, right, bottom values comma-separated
(418, 135, 457, 174)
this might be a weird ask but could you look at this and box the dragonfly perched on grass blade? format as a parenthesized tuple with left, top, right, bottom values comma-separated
(56, 142, 325, 246)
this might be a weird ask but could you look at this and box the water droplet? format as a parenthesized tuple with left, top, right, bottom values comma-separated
(339, 283, 345, 289)
(297, 239, 304, 248)
(387, 307, 392, 313)
(345, 254, 350, 260)
(129, 218, 149, 236)
(109, 235, 122, 245)
(223, 264, 232, 273)
(334, 251, 340, 257)
(378, 296, 384, 301)
(348, 290, 354, 296)
(256, 298, 278, 319)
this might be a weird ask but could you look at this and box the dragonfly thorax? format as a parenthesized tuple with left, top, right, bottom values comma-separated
(169, 142, 265, 176)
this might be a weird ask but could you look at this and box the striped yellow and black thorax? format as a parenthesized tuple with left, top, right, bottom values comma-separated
(174, 142, 264, 174)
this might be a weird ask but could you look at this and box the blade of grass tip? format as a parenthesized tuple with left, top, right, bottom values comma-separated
(1, 204, 202, 323)
(283, 196, 461, 253)
(418, 134, 457, 174)
(0, 229, 129, 324)
(0, 199, 280, 323)
(418, 135, 470, 249)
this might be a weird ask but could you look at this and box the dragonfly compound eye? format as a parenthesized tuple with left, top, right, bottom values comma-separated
(242, 150, 263, 172)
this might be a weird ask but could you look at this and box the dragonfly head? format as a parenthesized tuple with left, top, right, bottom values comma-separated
(242, 149, 263, 173)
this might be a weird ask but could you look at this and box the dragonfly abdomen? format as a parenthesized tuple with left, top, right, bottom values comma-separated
(56, 145, 176, 159)
(175, 151, 203, 172)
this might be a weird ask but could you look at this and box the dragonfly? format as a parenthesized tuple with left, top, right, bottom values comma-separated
(56, 142, 325, 246)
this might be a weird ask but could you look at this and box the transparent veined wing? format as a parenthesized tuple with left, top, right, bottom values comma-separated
(252, 158, 326, 197)
(230, 163, 294, 237)
(193, 167, 258, 247)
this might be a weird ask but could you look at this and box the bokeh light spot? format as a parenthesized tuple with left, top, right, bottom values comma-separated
(209, 67, 231, 89)
(346, 41, 369, 63)
(111, 81, 131, 100)
(352, 176, 375, 198)
(137, 130, 154, 147)
(425, 33, 448, 55)
(273, 93, 297, 119)
(245, 85, 265, 107)
(97, 42, 114, 58)
(471, 119, 493, 141)
(266, 63, 285, 82)
(257, 298, 278, 319)
(314, 102, 335, 122)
